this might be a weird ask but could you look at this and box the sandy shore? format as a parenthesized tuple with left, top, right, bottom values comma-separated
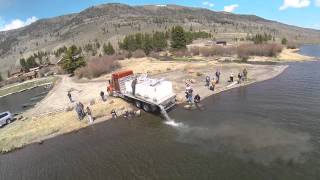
(0, 57, 288, 153)
(278, 48, 314, 61)
(248, 48, 314, 62)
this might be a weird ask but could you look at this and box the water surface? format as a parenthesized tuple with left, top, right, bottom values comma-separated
(299, 44, 320, 57)
(0, 85, 51, 114)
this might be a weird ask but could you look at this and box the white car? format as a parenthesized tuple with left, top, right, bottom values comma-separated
(0, 111, 13, 127)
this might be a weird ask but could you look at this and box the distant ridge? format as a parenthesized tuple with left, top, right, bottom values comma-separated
(0, 3, 319, 74)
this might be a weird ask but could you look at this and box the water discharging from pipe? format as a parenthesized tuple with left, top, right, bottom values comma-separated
(159, 105, 184, 127)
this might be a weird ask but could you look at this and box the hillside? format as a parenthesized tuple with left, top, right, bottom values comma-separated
(0, 3, 320, 75)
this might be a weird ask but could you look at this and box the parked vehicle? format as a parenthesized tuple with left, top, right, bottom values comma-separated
(0, 111, 13, 127)
(107, 70, 176, 112)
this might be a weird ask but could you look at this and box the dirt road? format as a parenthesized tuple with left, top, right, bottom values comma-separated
(24, 75, 107, 117)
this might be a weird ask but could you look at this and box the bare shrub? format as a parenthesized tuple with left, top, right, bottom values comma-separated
(172, 49, 191, 57)
(115, 53, 126, 60)
(53, 66, 66, 75)
(75, 55, 120, 79)
(149, 51, 160, 59)
(132, 50, 146, 58)
(286, 42, 297, 49)
(199, 46, 236, 57)
(189, 47, 200, 56)
(237, 43, 283, 59)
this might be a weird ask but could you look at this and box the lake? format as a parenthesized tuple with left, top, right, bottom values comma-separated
(0, 46, 319, 180)
(0, 85, 52, 114)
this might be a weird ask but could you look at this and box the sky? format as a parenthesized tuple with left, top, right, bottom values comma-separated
(0, 0, 319, 31)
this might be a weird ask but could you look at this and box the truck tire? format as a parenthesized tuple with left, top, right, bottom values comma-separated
(143, 103, 151, 112)
(135, 101, 142, 109)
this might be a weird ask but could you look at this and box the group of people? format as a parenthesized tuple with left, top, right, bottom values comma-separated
(75, 102, 94, 124)
(185, 83, 201, 105)
(229, 68, 248, 84)
(68, 90, 109, 124)
(205, 70, 221, 91)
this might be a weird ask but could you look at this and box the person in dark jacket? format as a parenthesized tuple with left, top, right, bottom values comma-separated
(238, 72, 243, 84)
(67, 91, 73, 102)
(131, 78, 137, 96)
(194, 94, 201, 104)
(75, 103, 84, 120)
(215, 70, 221, 84)
(100, 91, 106, 101)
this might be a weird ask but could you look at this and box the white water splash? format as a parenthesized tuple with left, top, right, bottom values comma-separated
(159, 105, 185, 128)
(164, 120, 184, 127)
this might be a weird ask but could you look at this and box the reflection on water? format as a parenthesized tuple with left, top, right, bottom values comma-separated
(0, 48, 320, 179)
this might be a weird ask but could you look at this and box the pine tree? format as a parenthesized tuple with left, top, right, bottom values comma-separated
(152, 32, 167, 51)
(61, 45, 86, 74)
(170, 26, 187, 49)
(281, 38, 288, 45)
(103, 42, 115, 55)
(20, 58, 28, 71)
(143, 34, 153, 55)
(26, 56, 38, 69)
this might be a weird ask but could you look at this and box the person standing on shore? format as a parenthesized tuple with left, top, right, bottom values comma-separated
(79, 102, 85, 118)
(243, 68, 248, 81)
(75, 103, 83, 120)
(215, 70, 221, 84)
(205, 76, 210, 87)
(194, 94, 201, 104)
(238, 72, 243, 84)
(67, 91, 73, 102)
(111, 109, 118, 119)
(210, 78, 216, 91)
(229, 73, 234, 82)
(100, 91, 106, 101)
(86, 106, 93, 124)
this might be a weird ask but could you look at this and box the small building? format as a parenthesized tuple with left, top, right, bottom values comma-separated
(216, 41, 227, 46)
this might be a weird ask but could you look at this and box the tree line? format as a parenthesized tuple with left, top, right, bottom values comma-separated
(19, 51, 50, 72)
(118, 26, 212, 54)
(19, 26, 212, 75)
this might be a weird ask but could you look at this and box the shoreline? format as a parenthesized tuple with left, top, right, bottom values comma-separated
(0, 77, 59, 98)
(0, 83, 53, 99)
(0, 61, 288, 154)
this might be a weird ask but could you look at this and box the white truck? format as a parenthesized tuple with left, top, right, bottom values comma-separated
(107, 70, 176, 112)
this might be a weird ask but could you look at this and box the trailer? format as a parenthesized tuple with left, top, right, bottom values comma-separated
(107, 70, 176, 112)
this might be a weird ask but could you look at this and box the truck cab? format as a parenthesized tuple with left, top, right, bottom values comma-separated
(107, 70, 134, 96)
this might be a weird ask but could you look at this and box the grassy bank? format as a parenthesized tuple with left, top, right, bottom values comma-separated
(0, 77, 59, 97)
(0, 98, 132, 153)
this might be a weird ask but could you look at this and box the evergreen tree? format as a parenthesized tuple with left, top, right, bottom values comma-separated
(170, 26, 187, 49)
(61, 45, 86, 74)
(143, 34, 153, 55)
(26, 56, 38, 69)
(281, 38, 288, 45)
(20, 58, 28, 71)
(103, 42, 115, 55)
(152, 32, 168, 51)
